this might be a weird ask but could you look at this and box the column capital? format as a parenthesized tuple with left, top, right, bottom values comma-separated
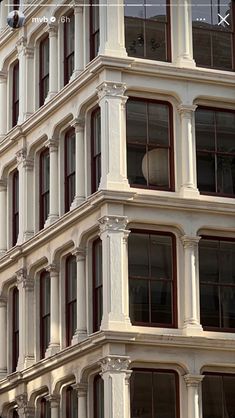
(97, 82, 127, 101)
(16, 36, 27, 54)
(70, 117, 85, 132)
(45, 394, 60, 407)
(16, 148, 34, 170)
(16, 268, 34, 290)
(73, 382, 88, 397)
(0, 71, 7, 82)
(98, 215, 129, 234)
(72, 247, 86, 261)
(177, 104, 198, 117)
(184, 374, 204, 387)
(47, 22, 58, 36)
(44, 138, 58, 152)
(0, 296, 7, 307)
(73, 4, 83, 13)
(100, 356, 131, 374)
(181, 235, 201, 249)
(16, 393, 28, 409)
(46, 263, 58, 276)
(0, 179, 7, 191)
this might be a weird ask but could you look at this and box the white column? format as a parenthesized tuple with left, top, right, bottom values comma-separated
(46, 264, 60, 357)
(24, 47, 34, 118)
(71, 118, 85, 209)
(47, 23, 58, 101)
(0, 72, 7, 137)
(0, 297, 7, 378)
(99, 216, 131, 331)
(16, 269, 35, 371)
(16, 37, 28, 123)
(97, 82, 130, 191)
(73, 383, 87, 417)
(47, 395, 60, 418)
(72, 248, 87, 344)
(99, 0, 127, 57)
(181, 235, 203, 335)
(100, 356, 132, 418)
(184, 374, 204, 418)
(175, 0, 196, 67)
(71, 6, 84, 79)
(0, 1, 8, 32)
(0, 180, 7, 256)
(178, 105, 199, 197)
(16, 149, 34, 244)
(45, 139, 59, 226)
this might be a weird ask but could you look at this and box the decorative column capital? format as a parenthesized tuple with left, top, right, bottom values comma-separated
(0, 296, 7, 307)
(45, 394, 60, 407)
(47, 22, 58, 36)
(46, 263, 58, 276)
(45, 138, 58, 152)
(100, 356, 131, 374)
(16, 148, 34, 170)
(16, 268, 34, 290)
(181, 235, 201, 249)
(16, 36, 27, 54)
(72, 382, 88, 397)
(16, 393, 28, 409)
(177, 104, 198, 117)
(72, 247, 86, 262)
(98, 215, 129, 234)
(0, 179, 7, 191)
(70, 117, 85, 132)
(184, 374, 204, 387)
(0, 71, 7, 82)
(97, 82, 127, 101)
(73, 4, 83, 14)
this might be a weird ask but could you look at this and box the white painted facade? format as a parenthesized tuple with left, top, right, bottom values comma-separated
(0, 0, 234, 416)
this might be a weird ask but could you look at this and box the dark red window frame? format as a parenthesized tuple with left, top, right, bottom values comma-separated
(12, 60, 19, 127)
(64, 11, 75, 85)
(66, 386, 78, 418)
(91, 107, 101, 194)
(202, 372, 235, 417)
(12, 286, 19, 372)
(66, 255, 77, 346)
(40, 397, 51, 418)
(39, 148, 50, 230)
(126, 97, 175, 191)
(128, 229, 177, 328)
(40, 271, 50, 359)
(94, 374, 104, 418)
(90, 0, 100, 60)
(39, 35, 49, 107)
(64, 128, 76, 212)
(93, 238, 102, 332)
(12, 169, 19, 247)
(130, 368, 179, 418)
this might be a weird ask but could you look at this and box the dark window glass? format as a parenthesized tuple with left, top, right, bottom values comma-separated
(40, 148, 50, 229)
(128, 231, 176, 327)
(40, 271, 50, 358)
(192, 1, 234, 71)
(12, 61, 19, 127)
(12, 0, 19, 10)
(13, 411, 19, 418)
(126, 98, 173, 190)
(202, 374, 235, 418)
(90, 0, 100, 60)
(91, 108, 101, 193)
(130, 370, 178, 418)
(66, 255, 77, 346)
(40, 398, 51, 418)
(196, 108, 235, 197)
(64, 12, 74, 85)
(93, 239, 102, 332)
(12, 170, 19, 246)
(94, 375, 104, 418)
(66, 386, 78, 418)
(125, 0, 170, 61)
(65, 129, 75, 212)
(12, 286, 19, 372)
(199, 238, 235, 330)
(39, 36, 49, 106)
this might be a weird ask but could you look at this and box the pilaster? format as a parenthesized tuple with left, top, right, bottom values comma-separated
(175, 0, 196, 68)
(45, 264, 60, 356)
(99, 0, 127, 57)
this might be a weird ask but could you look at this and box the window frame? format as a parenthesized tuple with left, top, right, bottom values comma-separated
(92, 238, 102, 332)
(12, 60, 19, 128)
(202, 371, 235, 417)
(195, 105, 235, 198)
(91, 107, 101, 194)
(94, 374, 104, 418)
(64, 11, 75, 85)
(128, 229, 177, 328)
(66, 385, 78, 418)
(40, 271, 51, 359)
(90, 0, 100, 61)
(64, 128, 76, 213)
(126, 97, 175, 191)
(12, 169, 19, 247)
(39, 35, 49, 107)
(39, 147, 50, 230)
(40, 397, 51, 418)
(65, 254, 77, 346)
(12, 286, 19, 372)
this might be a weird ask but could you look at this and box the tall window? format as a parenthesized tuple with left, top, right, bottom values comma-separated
(202, 373, 235, 417)
(192, 1, 234, 71)
(93, 239, 102, 332)
(195, 107, 235, 197)
(126, 98, 174, 190)
(39, 35, 49, 106)
(12, 287, 19, 372)
(91, 108, 101, 193)
(65, 129, 75, 212)
(94, 375, 104, 418)
(40, 398, 51, 418)
(90, 0, 99, 60)
(130, 369, 179, 418)
(66, 255, 77, 346)
(199, 237, 235, 331)
(128, 231, 176, 327)
(40, 271, 50, 358)
(66, 386, 78, 418)
(64, 12, 74, 85)
(13, 410, 19, 418)
(12, 169, 19, 246)
(40, 148, 50, 229)
(12, 61, 19, 127)
(125, 0, 170, 61)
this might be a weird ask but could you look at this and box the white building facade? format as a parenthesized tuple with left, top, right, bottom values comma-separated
(0, 0, 234, 416)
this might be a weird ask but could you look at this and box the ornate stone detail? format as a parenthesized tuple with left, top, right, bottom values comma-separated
(73, 382, 88, 397)
(97, 82, 127, 101)
(177, 104, 197, 118)
(0, 179, 7, 191)
(16, 393, 28, 409)
(45, 138, 58, 152)
(181, 235, 201, 249)
(70, 117, 85, 132)
(16, 148, 27, 164)
(46, 263, 58, 276)
(0, 71, 7, 82)
(100, 356, 131, 373)
(0, 296, 7, 308)
(47, 22, 58, 36)
(184, 374, 204, 387)
(16, 37, 27, 54)
(45, 394, 60, 406)
(72, 247, 86, 262)
(98, 216, 128, 234)
(16, 268, 34, 290)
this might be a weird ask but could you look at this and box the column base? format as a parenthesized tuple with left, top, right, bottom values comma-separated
(45, 91, 57, 102)
(72, 330, 88, 345)
(101, 316, 132, 332)
(45, 344, 60, 358)
(99, 178, 130, 192)
(182, 322, 203, 336)
(175, 57, 196, 69)
(70, 196, 85, 210)
(0, 249, 6, 257)
(70, 70, 83, 81)
(23, 231, 34, 241)
(17, 355, 35, 371)
(45, 214, 59, 227)
(0, 369, 7, 379)
(179, 186, 200, 198)
(99, 48, 128, 58)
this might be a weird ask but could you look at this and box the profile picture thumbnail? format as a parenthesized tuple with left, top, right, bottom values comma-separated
(7, 10, 25, 29)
